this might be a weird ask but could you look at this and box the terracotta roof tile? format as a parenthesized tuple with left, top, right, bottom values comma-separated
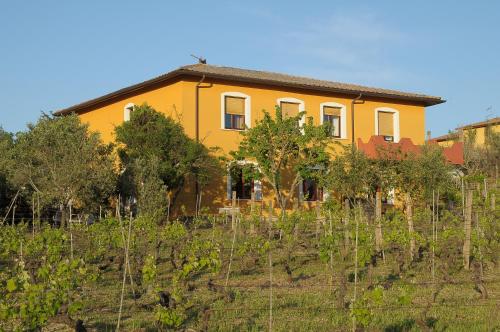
(55, 64, 445, 115)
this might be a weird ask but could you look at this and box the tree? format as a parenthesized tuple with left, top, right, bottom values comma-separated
(231, 107, 330, 212)
(12, 113, 116, 227)
(115, 104, 221, 215)
(0, 127, 14, 214)
(379, 144, 452, 262)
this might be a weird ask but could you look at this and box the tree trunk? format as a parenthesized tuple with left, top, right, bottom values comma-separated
(463, 189, 473, 270)
(405, 193, 415, 261)
(343, 198, 350, 250)
(60, 205, 68, 229)
(375, 191, 383, 252)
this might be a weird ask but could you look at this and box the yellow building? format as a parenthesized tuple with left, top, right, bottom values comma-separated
(431, 117, 500, 147)
(55, 63, 444, 213)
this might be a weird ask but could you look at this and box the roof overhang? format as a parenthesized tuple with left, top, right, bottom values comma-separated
(54, 67, 445, 116)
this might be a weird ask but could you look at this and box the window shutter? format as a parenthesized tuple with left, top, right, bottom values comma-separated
(323, 106, 341, 116)
(226, 173, 232, 200)
(124, 108, 131, 122)
(322, 190, 330, 202)
(331, 116, 340, 137)
(378, 112, 394, 136)
(225, 96, 245, 115)
(280, 102, 300, 118)
(254, 180, 262, 200)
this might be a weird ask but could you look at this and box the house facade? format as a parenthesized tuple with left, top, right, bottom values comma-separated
(55, 63, 445, 213)
(431, 117, 500, 148)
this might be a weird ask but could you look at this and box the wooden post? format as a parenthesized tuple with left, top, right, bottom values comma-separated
(166, 194, 171, 222)
(328, 209, 334, 293)
(267, 199, 273, 332)
(250, 192, 255, 236)
(12, 204, 16, 226)
(352, 203, 360, 332)
(461, 177, 465, 217)
(474, 211, 484, 279)
(37, 193, 40, 230)
(343, 198, 350, 250)
(268, 200, 273, 231)
(225, 208, 238, 287)
(375, 191, 383, 253)
(32, 196, 35, 239)
(405, 193, 415, 261)
(491, 193, 496, 211)
(431, 190, 435, 281)
(315, 203, 321, 244)
(231, 191, 237, 231)
(116, 210, 133, 332)
(69, 201, 74, 260)
(463, 189, 473, 270)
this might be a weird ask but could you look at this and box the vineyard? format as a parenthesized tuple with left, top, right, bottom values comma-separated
(0, 193, 499, 331)
(0, 106, 499, 331)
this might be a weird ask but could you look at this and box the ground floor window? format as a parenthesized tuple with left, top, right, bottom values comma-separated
(301, 179, 323, 202)
(227, 164, 262, 200)
(232, 168, 253, 199)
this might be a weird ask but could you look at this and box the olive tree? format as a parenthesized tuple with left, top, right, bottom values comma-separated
(115, 104, 221, 216)
(12, 113, 116, 227)
(231, 107, 331, 213)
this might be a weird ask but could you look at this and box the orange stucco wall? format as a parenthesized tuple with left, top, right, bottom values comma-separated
(436, 124, 499, 148)
(78, 80, 185, 143)
(75, 77, 427, 214)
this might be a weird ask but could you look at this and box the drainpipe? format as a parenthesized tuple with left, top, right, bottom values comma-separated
(351, 94, 365, 147)
(195, 75, 206, 142)
(194, 74, 210, 215)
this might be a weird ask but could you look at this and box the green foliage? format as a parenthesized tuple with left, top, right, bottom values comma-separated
(0, 225, 90, 331)
(0, 127, 14, 213)
(83, 218, 123, 263)
(11, 113, 116, 218)
(142, 254, 158, 292)
(155, 305, 186, 330)
(132, 156, 169, 220)
(351, 285, 384, 328)
(326, 145, 374, 198)
(176, 239, 221, 281)
(115, 104, 221, 213)
(231, 107, 331, 210)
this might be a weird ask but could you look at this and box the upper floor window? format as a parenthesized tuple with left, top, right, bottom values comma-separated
(375, 107, 400, 142)
(323, 106, 341, 138)
(123, 103, 135, 122)
(280, 101, 300, 118)
(320, 102, 347, 139)
(221, 92, 251, 130)
(277, 97, 305, 127)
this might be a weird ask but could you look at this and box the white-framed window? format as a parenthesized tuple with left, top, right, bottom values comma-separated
(277, 97, 305, 127)
(221, 92, 251, 130)
(375, 107, 400, 142)
(226, 161, 262, 200)
(123, 103, 135, 122)
(320, 102, 347, 139)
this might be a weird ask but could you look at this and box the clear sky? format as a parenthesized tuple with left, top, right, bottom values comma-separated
(0, 1, 498, 137)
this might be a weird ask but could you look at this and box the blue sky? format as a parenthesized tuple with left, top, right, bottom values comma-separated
(0, 1, 499, 136)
